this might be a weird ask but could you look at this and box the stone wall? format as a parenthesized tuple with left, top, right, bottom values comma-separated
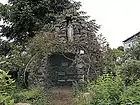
(27, 53, 86, 88)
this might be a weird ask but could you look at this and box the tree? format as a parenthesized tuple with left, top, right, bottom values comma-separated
(120, 60, 140, 86)
(0, 0, 73, 43)
(104, 47, 124, 75)
(0, 39, 12, 57)
(124, 38, 140, 60)
(117, 46, 124, 52)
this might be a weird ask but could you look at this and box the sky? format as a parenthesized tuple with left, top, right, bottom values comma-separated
(1, 0, 140, 48)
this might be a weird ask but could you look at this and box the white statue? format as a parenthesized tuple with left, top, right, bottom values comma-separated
(66, 16, 73, 42)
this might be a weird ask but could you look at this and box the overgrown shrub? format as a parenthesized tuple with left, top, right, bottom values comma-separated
(88, 74, 124, 105)
(121, 79, 140, 105)
(73, 83, 90, 105)
(0, 69, 15, 105)
(120, 60, 140, 85)
(77, 73, 140, 105)
(13, 88, 49, 105)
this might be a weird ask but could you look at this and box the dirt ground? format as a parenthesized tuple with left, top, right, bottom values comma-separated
(49, 86, 75, 105)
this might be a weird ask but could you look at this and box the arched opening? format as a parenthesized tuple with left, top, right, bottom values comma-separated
(48, 53, 77, 86)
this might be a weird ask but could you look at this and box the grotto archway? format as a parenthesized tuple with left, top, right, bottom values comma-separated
(47, 53, 77, 86)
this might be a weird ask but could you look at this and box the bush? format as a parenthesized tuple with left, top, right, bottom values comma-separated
(13, 88, 49, 105)
(73, 84, 90, 105)
(120, 60, 140, 85)
(88, 74, 124, 105)
(121, 79, 140, 105)
(0, 69, 49, 105)
(77, 74, 140, 105)
(0, 69, 15, 105)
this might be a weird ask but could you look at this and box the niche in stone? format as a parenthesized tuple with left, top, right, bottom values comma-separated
(48, 53, 77, 86)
